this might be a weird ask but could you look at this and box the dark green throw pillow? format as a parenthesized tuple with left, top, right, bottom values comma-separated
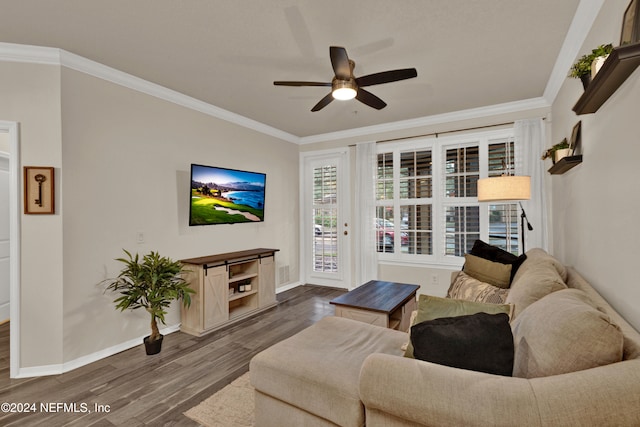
(403, 295, 513, 358)
(410, 312, 514, 376)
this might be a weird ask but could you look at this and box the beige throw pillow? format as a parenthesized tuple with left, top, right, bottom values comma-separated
(463, 254, 512, 288)
(447, 271, 510, 304)
(511, 289, 624, 378)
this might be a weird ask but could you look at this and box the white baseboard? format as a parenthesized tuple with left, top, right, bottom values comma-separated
(275, 281, 301, 293)
(14, 324, 181, 378)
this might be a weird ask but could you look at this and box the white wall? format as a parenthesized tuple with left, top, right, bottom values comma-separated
(59, 68, 300, 363)
(0, 59, 299, 370)
(550, 0, 640, 331)
(0, 62, 64, 369)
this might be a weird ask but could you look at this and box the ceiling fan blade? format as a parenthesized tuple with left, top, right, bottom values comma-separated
(356, 88, 387, 110)
(330, 46, 351, 79)
(311, 93, 334, 112)
(274, 81, 332, 87)
(356, 68, 417, 87)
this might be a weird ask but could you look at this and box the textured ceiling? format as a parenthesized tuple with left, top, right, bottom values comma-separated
(0, 0, 580, 138)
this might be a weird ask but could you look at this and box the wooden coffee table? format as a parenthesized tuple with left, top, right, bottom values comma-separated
(330, 280, 420, 331)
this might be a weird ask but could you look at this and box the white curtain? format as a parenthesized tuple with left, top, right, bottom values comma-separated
(515, 118, 548, 251)
(355, 142, 378, 286)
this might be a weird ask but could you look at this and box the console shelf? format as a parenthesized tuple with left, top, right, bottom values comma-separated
(573, 42, 640, 115)
(229, 289, 258, 302)
(180, 248, 278, 336)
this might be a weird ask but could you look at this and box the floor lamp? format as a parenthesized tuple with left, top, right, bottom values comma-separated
(477, 175, 533, 253)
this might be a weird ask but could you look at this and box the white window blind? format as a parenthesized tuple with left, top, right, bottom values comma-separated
(487, 138, 519, 254)
(375, 128, 521, 266)
(443, 145, 480, 256)
(313, 165, 338, 272)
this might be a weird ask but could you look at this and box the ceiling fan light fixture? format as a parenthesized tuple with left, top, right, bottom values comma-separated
(332, 79, 357, 100)
(274, 46, 417, 111)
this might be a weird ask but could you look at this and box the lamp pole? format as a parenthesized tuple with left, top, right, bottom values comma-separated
(519, 202, 533, 253)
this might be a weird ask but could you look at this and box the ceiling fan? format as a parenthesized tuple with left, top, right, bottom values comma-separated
(274, 46, 417, 112)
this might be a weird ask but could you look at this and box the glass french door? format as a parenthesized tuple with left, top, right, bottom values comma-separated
(302, 151, 350, 288)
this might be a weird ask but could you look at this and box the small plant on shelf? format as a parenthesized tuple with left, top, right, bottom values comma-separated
(569, 43, 613, 88)
(541, 139, 570, 162)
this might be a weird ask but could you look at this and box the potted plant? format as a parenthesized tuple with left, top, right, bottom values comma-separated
(541, 139, 570, 164)
(569, 43, 613, 89)
(102, 250, 195, 355)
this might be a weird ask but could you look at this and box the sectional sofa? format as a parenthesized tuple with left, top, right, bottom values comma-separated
(250, 248, 640, 426)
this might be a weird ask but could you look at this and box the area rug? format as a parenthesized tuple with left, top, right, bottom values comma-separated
(184, 371, 254, 427)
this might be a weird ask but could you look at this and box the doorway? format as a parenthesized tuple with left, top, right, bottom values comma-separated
(0, 121, 20, 378)
(0, 134, 9, 322)
(301, 150, 351, 288)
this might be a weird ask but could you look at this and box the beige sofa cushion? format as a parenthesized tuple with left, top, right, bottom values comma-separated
(512, 248, 567, 283)
(506, 249, 567, 318)
(250, 316, 406, 427)
(512, 288, 624, 378)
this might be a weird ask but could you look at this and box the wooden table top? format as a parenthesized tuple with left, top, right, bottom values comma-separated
(180, 248, 279, 265)
(330, 280, 420, 314)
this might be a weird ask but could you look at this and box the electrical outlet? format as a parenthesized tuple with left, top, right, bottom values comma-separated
(136, 232, 145, 244)
(431, 274, 438, 285)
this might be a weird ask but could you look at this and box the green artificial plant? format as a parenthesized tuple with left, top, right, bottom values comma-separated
(569, 43, 613, 79)
(541, 138, 570, 161)
(103, 250, 194, 343)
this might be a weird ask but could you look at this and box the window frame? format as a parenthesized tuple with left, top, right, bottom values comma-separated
(375, 128, 519, 268)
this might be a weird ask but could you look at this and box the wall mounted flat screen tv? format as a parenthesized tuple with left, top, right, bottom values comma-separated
(190, 164, 266, 226)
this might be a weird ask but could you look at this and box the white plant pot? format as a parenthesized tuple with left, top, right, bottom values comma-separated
(555, 148, 571, 163)
(591, 55, 609, 79)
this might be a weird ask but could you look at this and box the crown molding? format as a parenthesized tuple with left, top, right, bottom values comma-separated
(0, 42, 299, 144)
(1, 32, 583, 147)
(543, 0, 606, 104)
(298, 97, 551, 145)
(0, 42, 61, 65)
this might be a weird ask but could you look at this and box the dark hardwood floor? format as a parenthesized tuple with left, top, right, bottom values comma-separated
(0, 285, 345, 426)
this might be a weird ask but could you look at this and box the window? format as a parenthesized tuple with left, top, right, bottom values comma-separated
(487, 139, 519, 254)
(444, 146, 479, 256)
(377, 149, 433, 255)
(313, 165, 338, 272)
(375, 129, 520, 265)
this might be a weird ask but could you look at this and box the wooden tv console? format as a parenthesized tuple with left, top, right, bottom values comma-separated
(180, 248, 279, 336)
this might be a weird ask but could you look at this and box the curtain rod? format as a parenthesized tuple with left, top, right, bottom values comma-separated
(376, 121, 516, 144)
(347, 117, 546, 147)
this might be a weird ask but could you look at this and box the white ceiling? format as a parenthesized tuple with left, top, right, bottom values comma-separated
(0, 0, 582, 139)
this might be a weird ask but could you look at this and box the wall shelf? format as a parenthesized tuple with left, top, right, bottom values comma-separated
(548, 155, 583, 175)
(573, 42, 640, 115)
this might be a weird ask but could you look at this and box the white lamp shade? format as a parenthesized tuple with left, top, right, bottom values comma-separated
(477, 176, 531, 202)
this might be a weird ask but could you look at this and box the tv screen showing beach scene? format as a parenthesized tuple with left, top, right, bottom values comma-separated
(189, 164, 266, 225)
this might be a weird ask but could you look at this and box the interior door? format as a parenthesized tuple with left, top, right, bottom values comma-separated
(302, 150, 350, 288)
(0, 151, 9, 322)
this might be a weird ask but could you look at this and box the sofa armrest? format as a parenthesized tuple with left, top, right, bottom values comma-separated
(359, 353, 539, 427)
(360, 354, 640, 427)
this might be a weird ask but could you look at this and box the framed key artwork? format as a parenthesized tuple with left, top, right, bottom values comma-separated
(24, 166, 55, 214)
